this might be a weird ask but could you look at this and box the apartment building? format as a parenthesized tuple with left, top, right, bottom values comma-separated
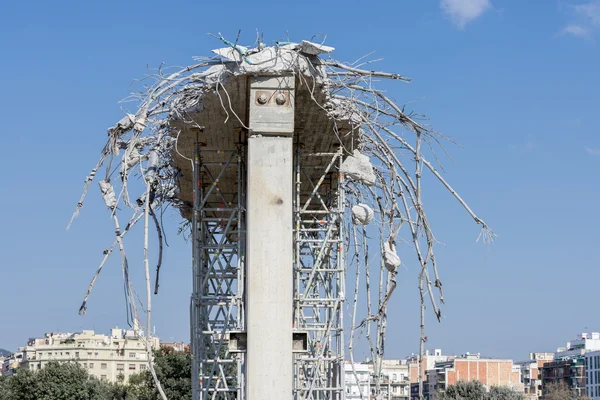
(21, 327, 159, 383)
(540, 357, 585, 398)
(515, 352, 554, 399)
(1, 351, 22, 377)
(367, 359, 411, 399)
(585, 351, 600, 399)
(344, 362, 371, 399)
(406, 349, 451, 384)
(540, 332, 600, 398)
(426, 353, 523, 400)
(555, 333, 600, 360)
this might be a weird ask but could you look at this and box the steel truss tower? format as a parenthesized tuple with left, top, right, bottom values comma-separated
(191, 142, 346, 400)
(192, 145, 246, 400)
(293, 148, 345, 400)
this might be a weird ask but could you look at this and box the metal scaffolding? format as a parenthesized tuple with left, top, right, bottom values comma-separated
(293, 147, 346, 400)
(192, 143, 246, 400)
(190, 141, 347, 400)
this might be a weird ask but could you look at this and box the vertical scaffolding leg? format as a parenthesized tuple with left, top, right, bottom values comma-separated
(192, 142, 202, 400)
(191, 144, 245, 400)
(293, 149, 345, 400)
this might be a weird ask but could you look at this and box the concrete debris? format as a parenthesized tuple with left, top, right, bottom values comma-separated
(340, 150, 376, 186)
(108, 114, 135, 138)
(279, 40, 335, 55)
(212, 46, 249, 62)
(299, 40, 335, 55)
(351, 203, 374, 225)
(98, 180, 117, 210)
(124, 147, 144, 170)
(383, 242, 400, 273)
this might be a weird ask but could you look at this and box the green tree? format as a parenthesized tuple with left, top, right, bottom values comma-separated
(0, 374, 10, 400)
(3, 367, 38, 400)
(544, 381, 589, 400)
(488, 386, 525, 400)
(438, 380, 488, 400)
(438, 381, 525, 400)
(125, 346, 192, 400)
(0, 362, 113, 400)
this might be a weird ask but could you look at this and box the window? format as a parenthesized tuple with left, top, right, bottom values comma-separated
(101, 363, 107, 370)
(75, 352, 79, 358)
(100, 375, 107, 381)
(393, 374, 397, 380)
(65, 352, 70, 356)
(84, 363, 88, 368)
(89, 363, 94, 369)
(129, 352, 136, 358)
(88, 352, 92, 356)
(117, 364, 124, 371)
(140, 364, 147, 371)
(129, 364, 136, 370)
(95, 352, 99, 357)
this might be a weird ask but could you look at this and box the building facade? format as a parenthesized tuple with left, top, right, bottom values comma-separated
(406, 349, 450, 384)
(540, 357, 585, 398)
(516, 352, 554, 399)
(540, 332, 600, 398)
(20, 327, 159, 383)
(367, 360, 411, 400)
(555, 333, 600, 360)
(426, 353, 523, 400)
(585, 351, 600, 399)
(344, 362, 371, 399)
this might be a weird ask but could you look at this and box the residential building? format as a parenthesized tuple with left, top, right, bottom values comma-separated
(410, 381, 430, 400)
(20, 327, 159, 383)
(516, 352, 554, 399)
(1, 350, 24, 376)
(540, 357, 585, 398)
(540, 332, 600, 398)
(555, 333, 600, 360)
(344, 362, 370, 400)
(426, 353, 523, 400)
(406, 349, 451, 384)
(161, 342, 189, 352)
(585, 351, 600, 399)
(367, 359, 410, 399)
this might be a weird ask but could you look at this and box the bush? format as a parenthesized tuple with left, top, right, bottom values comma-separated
(438, 380, 524, 400)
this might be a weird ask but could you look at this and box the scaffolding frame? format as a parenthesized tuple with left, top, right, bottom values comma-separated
(293, 147, 346, 400)
(191, 142, 347, 400)
(192, 144, 246, 400)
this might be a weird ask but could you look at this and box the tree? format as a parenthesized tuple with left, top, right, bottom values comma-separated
(126, 346, 192, 400)
(0, 349, 193, 400)
(438, 381, 525, 400)
(0, 362, 113, 400)
(3, 367, 38, 400)
(544, 381, 590, 400)
(438, 380, 488, 400)
(488, 386, 525, 400)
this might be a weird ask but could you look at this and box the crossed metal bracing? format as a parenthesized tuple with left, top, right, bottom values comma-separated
(192, 145, 246, 400)
(191, 142, 347, 400)
(293, 148, 346, 400)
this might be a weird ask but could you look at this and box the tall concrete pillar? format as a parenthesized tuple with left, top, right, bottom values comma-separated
(246, 76, 295, 400)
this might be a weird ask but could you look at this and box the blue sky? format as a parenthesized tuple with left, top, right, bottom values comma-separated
(0, 0, 599, 362)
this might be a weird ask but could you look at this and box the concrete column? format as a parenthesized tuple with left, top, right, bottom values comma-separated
(246, 135, 293, 399)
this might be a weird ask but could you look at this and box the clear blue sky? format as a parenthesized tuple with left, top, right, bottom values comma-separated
(1, 0, 599, 362)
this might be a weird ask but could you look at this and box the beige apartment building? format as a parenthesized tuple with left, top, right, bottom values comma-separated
(21, 327, 160, 383)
